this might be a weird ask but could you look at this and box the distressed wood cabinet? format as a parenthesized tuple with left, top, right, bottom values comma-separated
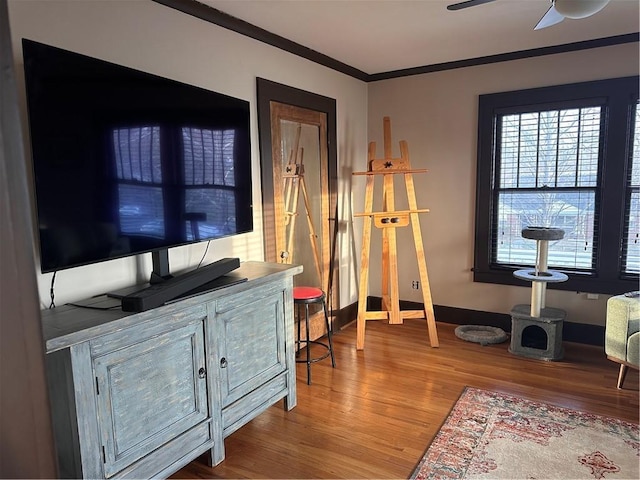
(41, 262, 301, 479)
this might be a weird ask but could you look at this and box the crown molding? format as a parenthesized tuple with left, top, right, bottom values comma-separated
(153, 1, 638, 83)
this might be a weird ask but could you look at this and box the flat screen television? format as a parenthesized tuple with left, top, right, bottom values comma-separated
(22, 39, 253, 282)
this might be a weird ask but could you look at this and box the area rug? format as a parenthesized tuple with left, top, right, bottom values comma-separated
(410, 387, 639, 479)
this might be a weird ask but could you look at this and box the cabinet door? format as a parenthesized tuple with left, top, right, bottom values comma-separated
(214, 287, 286, 407)
(93, 320, 208, 478)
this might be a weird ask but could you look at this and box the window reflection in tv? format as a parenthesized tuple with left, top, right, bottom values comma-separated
(22, 39, 253, 273)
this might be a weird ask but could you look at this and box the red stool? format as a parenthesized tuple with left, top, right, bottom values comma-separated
(293, 286, 336, 384)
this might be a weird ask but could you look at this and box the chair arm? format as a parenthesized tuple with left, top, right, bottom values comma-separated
(605, 294, 640, 362)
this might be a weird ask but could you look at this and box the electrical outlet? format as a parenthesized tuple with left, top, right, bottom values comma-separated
(586, 293, 599, 300)
(412, 280, 420, 289)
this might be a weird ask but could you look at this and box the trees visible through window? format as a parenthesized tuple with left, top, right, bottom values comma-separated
(495, 107, 600, 271)
(474, 77, 639, 294)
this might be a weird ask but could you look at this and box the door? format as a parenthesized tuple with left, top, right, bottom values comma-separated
(213, 286, 286, 407)
(93, 321, 208, 477)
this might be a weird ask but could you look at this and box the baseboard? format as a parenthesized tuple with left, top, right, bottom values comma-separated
(563, 321, 604, 347)
(333, 297, 605, 347)
(333, 301, 358, 332)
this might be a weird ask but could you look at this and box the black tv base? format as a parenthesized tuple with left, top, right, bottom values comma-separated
(118, 257, 241, 312)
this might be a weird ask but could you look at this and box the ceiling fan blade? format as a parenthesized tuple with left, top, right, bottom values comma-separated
(447, 0, 496, 11)
(534, 5, 565, 30)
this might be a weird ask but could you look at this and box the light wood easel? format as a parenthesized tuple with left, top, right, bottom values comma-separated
(282, 123, 322, 283)
(353, 117, 439, 350)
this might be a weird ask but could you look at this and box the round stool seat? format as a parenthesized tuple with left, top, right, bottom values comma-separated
(292, 286, 335, 384)
(293, 286, 324, 302)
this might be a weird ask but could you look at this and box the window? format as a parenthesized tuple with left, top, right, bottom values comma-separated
(113, 126, 165, 238)
(113, 125, 241, 242)
(181, 127, 239, 240)
(623, 104, 640, 275)
(474, 77, 639, 294)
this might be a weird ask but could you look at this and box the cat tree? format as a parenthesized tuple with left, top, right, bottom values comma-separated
(509, 227, 568, 361)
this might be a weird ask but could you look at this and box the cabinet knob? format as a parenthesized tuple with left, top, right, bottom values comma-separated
(198, 367, 206, 378)
(220, 357, 228, 368)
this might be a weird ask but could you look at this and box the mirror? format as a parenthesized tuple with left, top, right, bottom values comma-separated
(257, 79, 338, 337)
(274, 109, 327, 288)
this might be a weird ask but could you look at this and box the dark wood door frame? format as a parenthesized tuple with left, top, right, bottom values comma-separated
(256, 77, 340, 341)
(256, 78, 338, 301)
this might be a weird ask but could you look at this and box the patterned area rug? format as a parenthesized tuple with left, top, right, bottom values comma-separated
(410, 387, 639, 479)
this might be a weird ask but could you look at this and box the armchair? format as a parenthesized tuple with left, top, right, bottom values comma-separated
(604, 292, 639, 388)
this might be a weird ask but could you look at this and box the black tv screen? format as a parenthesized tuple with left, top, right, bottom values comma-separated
(22, 39, 253, 273)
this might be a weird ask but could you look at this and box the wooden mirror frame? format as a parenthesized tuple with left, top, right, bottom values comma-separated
(256, 78, 338, 308)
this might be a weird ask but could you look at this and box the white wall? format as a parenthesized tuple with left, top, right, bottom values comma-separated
(367, 43, 639, 326)
(8, 0, 368, 308)
(8, 1, 637, 327)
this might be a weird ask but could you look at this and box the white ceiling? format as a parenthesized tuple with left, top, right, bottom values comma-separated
(200, 0, 639, 75)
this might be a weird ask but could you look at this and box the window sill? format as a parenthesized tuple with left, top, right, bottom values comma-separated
(473, 269, 638, 295)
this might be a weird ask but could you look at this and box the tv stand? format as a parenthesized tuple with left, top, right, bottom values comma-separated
(120, 257, 241, 312)
(150, 249, 173, 284)
(40, 261, 302, 479)
(149, 271, 173, 284)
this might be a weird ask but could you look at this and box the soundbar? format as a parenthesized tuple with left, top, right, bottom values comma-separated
(121, 257, 240, 312)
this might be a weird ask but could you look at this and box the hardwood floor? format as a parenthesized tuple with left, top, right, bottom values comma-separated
(172, 320, 639, 479)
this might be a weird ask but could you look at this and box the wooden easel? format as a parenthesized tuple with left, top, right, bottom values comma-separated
(353, 117, 439, 350)
(281, 124, 322, 284)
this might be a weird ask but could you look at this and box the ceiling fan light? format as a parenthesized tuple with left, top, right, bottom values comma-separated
(553, 0, 610, 19)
